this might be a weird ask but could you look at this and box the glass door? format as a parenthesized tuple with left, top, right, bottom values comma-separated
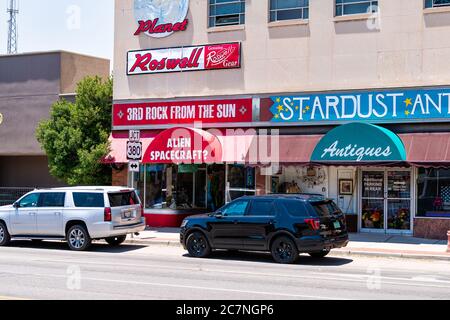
(387, 171, 411, 232)
(361, 171, 385, 231)
(360, 169, 412, 233)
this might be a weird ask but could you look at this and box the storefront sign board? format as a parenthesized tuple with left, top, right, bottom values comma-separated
(311, 123, 407, 162)
(127, 43, 241, 75)
(133, 0, 189, 38)
(113, 98, 252, 127)
(270, 88, 450, 124)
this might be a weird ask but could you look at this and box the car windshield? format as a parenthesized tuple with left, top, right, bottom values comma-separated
(108, 191, 140, 207)
(311, 201, 342, 217)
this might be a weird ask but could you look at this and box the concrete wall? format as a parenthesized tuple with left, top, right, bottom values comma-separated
(0, 156, 65, 188)
(114, 0, 450, 101)
(0, 51, 110, 187)
(60, 52, 110, 94)
(0, 52, 61, 155)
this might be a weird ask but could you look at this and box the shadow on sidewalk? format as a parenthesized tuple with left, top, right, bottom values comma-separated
(7, 240, 148, 253)
(183, 250, 353, 266)
(348, 233, 447, 245)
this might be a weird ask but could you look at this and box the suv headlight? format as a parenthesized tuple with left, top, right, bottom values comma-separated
(180, 220, 188, 228)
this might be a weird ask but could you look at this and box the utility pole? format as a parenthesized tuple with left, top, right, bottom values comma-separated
(7, 0, 19, 54)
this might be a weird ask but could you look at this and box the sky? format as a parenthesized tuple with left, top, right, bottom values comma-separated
(0, 0, 114, 62)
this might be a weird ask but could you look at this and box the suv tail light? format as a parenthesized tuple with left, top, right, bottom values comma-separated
(305, 218, 321, 231)
(104, 207, 112, 222)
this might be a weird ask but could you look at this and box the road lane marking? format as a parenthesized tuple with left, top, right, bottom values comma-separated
(0, 295, 28, 300)
(0, 272, 346, 300)
(1, 258, 450, 291)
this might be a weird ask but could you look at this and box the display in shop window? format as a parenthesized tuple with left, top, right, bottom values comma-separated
(271, 176, 280, 194)
(361, 200, 384, 229)
(301, 166, 326, 188)
(417, 168, 450, 218)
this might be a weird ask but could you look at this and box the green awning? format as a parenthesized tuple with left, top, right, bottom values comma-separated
(311, 123, 406, 163)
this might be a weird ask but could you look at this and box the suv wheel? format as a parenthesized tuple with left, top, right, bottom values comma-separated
(186, 232, 211, 258)
(0, 222, 11, 246)
(105, 235, 127, 246)
(271, 236, 299, 264)
(308, 249, 330, 258)
(67, 225, 91, 251)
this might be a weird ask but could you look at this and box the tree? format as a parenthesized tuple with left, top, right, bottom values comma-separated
(36, 76, 113, 186)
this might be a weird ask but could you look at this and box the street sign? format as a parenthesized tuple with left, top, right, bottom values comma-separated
(127, 141, 143, 160)
(129, 130, 141, 142)
(129, 161, 140, 173)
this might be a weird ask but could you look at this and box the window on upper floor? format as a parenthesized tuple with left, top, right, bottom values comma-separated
(209, 0, 245, 28)
(269, 0, 309, 22)
(425, 0, 450, 8)
(335, 0, 378, 16)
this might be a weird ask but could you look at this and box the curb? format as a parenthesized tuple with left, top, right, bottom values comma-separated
(124, 239, 450, 261)
(330, 250, 450, 261)
(125, 239, 181, 247)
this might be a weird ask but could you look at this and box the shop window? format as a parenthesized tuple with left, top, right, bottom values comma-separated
(142, 164, 226, 211)
(227, 164, 256, 201)
(417, 168, 450, 218)
(209, 0, 245, 28)
(425, 0, 450, 8)
(269, 0, 309, 22)
(335, 0, 378, 16)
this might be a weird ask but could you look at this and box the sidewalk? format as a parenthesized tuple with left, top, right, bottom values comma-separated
(125, 228, 450, 261)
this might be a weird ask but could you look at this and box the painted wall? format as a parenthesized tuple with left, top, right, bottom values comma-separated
(114, 0, 450, 101)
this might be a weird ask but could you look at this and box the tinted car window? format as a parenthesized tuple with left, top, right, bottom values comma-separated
(108, 192, 139, 207)
(311, 201, 341, 217)
(248, 200, 275, 216)
(18, 193, 40, 208)
(73, 193, 104, 208)
(39, 193, 65, 207)
(282, 200, 310, 217)
(222, 200, 249, 216)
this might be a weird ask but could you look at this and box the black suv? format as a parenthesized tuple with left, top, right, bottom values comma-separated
(180, 194, 349, 264)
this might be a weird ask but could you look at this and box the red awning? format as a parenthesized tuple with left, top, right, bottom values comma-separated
(142, 127, 222, 164)
(400, 133, 450, 165)
(106, 131, 450, 166)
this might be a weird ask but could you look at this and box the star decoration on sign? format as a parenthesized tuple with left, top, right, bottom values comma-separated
(405, 110, 411, 116)
(277, 105, 284, 112)
(239, 106, 247, 115)
(404, 98, 413, 107)
(275, 97, 281, 103)
(118, 110, 124, 119)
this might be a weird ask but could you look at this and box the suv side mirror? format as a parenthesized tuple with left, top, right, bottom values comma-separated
(13, 202, 19, 209)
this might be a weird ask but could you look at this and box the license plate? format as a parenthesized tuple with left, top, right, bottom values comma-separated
(333, 221, 341, 229)
(122, 210, 136, 219)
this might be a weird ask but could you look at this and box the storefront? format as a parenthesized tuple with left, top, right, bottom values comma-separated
(111, 0, 450, 239)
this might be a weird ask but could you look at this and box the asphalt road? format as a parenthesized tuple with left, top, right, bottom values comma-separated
(0, 240, 449, 300)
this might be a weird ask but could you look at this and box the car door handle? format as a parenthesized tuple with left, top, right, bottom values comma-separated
(54, 212, 62, 216)
(269, 220, 275, 225)
(29, 212, 37, 215)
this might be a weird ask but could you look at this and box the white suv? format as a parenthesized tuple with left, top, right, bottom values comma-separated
(0, 187, 146, 251)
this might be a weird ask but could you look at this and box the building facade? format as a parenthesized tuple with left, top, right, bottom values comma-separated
(0, 51, 110, 204)
(112, 0, 450, 239)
